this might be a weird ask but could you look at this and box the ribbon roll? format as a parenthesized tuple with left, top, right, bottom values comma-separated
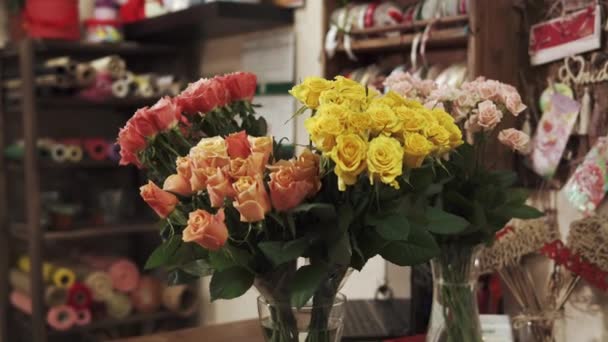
(50, 144, 68, 163)
(105, 293, 132, 319)
(74, 309, 92, 326)
(65, 145, 83, 163)
(45, 286, 69, 307)
(84, 139, 110, 161)
(108, 259, 140, 293)
(85, 271, 113, 301)
(52, 267, 76, 289)
(75, 63, 97, 87)
(107, 143, 121, 162)
(67, 282, 93, 310)
(130, 276, 162, 314)
(9, 269, 31, 294)
(90, 55, 126, 79)
(17, 256, 54, 282)
(162, 285, 198, 317)
(111, 80, 129, 98)
(47, 305, 77, 331)
(10, 291, 32, 315)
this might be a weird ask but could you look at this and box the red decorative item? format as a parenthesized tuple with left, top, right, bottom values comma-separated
(24, 0, 80, 40)
(120, 0, 146, 23)
(84, 138, 111, 161)
(67, 282, 93, 310)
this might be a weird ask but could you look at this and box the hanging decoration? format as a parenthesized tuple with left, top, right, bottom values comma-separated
(558, 55, 608, 86)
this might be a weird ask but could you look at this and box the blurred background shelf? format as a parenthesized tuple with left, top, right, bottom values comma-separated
(124, 1, 293, 42)
(6, 159, 121, 170)
(1, 40, 174, 59)
(10, 222, 158, 241)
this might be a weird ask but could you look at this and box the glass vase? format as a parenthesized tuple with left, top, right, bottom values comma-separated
(426, 244, 483, 342)
(512, 313, 558, 342)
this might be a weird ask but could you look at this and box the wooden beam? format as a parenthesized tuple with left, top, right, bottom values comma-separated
(0, 33, 8, 342)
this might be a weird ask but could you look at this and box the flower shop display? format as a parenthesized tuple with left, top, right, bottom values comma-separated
(386, 72, 544, 342)
(118, 71, 481, 342)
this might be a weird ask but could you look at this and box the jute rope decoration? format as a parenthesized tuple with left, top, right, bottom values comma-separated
(568, 213, 608, 273)
(479, 218, 560, 274)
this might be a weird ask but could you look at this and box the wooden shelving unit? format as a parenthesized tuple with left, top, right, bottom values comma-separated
(10, 222, 158, 241)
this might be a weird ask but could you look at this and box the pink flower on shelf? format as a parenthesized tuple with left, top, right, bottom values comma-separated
(476, 100, 503, 130)
(182, 209, 228, 251)
(498, 128, 531, 154)
(175, 78, 229, 114)
(217, 72, 257, 102)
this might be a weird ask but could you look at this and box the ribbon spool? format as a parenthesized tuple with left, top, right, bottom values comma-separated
(65, 145, 83, 162)
(105, 293, 133, 319)
(10, 268, 68, 306)
(50, 144, 68, 163)
(75, 63, 97, 87)
(130, 276, 162, 314)
(108, 259, 140, 293)
(84, 139, 109, 161)
(67, 282, 93, 310)
(162, 285, 198, 317)
(52, 267, 77, 289)
(74, 309, 92, 326)
(45, 286, 69, 307)
(9, 269, 32, 294)
(90, 55, 126, 79)
(85, 271, 113, 301)
(10, 291, 32, 314)
(46, 305, 77, 331)
(111, 80, 130, 98)
(107, 143, 121, 162)
(17, 256, 54, 282)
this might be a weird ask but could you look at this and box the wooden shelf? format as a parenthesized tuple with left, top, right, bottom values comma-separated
(337, 26, 468, 54)
(349, 15, 469, 36)
(124, 1, 293, 42)
(10, 222, 158, 241)
(4, 97, 155, 112)
(1, 40, 174, 59)
(6, 159, 121, 170)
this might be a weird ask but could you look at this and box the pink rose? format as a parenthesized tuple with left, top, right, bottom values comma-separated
(232, 175, 271, 222)
(163, 174, 192, 197)
(476, 80, 500, 100)
(130, 109, 158, 138)
(182, 209, 228, 251)
(117, 123, 146, 166)
(498, 128, 530, 154)
(269, 161, 314, 212)
(140, 181, 178, 218)
(176, 156, 193, 182)
(217, 72, 257, 102)
(476, 100, 503, 130)
(176, 78, 229, 114)
(249, 136, 273, 166)
(226, 155, 264, 179)
(190, 166, 217, 193)
(225, 131, 251, 159)
(504, 93, 527, 116)
(148, 97, 182, 130)
(206, 168, 236, 208)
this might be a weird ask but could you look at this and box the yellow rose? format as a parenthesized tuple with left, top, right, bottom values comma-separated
(366, 104, 400, 135)
(382, 90, 410, 107)
(334, 76, 368, 111)
(401, 111, 430, 133)
(289, 77, 333, 109)
(367, 136, 403, 189)
(403, 133, 434, 168)
(346, 111, 371, 136)
(304, 112, 344, 152)
(445, 122, 464, 149)
(431, 108, 456, 127)
(328, 134, 368, 191)
(424, 124, 451, 153)
(317, 103, 349, 122)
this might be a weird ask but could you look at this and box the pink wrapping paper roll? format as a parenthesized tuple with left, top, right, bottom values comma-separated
(74, 308, 92, 326)
(130, 276, 162, 314)
(82, 256, 140, 293)
(47, 305, 77, 331)
(10, 291, 32, 315)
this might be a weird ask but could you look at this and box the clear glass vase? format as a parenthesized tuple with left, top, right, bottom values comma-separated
(257, 293, 346, 342)
(512, 314, 558, 342)
(426, 244, 483, 342)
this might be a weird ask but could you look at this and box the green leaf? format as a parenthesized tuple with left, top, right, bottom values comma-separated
(209, 267, 254, 301)
(375, 214, 410, 241)
(505, 188, 530, 205)
(209, 250, 235, 271)
(290, 264, 328, 308)
(328, 233, 352, 266)
(409, 167, 434, 192)
(496, 204, 544, 220)
(167, 268, 199, 285)
(259, 238, 310, 267)
(292, 203, 336, 221)
(379, 225, 439, 266)
(145, 235, 181, 270)
(492, 170, 517, 188)
(181, 259, 214, 277)
(425, 207, 470, 235)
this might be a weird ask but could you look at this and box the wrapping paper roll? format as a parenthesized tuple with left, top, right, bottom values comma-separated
(65, 145, 83, 162)
(45, 286, 68, 307)
(9, 269, 31, 294)
(10, 291, 32, 315)
(52, 267, 77, 289)
(105, 293, 132, 319)
(90, 55, 126, 79)
(111, 80, 129, 98)
(84, 139, 110, 161)
(50, 144, 68, 163)
(75, 63, 97, 87)
(74, 309, 92, 326)
(85, 271, 113, 301)
(47, 305, 77, 331)
(78, 71, 114, 102)
(130, 276, 162, 314)
(67, 282, 93, 309)
(17, 256, 54, 282)
(108, 259, 140, 292)
(162, 285, 198, 317)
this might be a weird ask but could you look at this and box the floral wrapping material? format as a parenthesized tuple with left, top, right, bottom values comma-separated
(531, 93, 580, 178)
(563, 137, 608, 215)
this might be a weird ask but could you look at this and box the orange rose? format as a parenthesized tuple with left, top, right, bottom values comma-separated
(176, 156, 192, 181)
(182, 209, 228, 251)
(139, 181, 178, 218)
(190, 136, 230, 169)
(206, 168, 236, 208)
(294, 149, 321, 197)
(226, 155, 263, 179)
(225, 130, 252, 159)
(249, 136, 273, 165)
(163, 174, 193, 196)
(232, 175, 271, 222)
(190, 166, 217, 192)
(269, 162, 313, 212)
